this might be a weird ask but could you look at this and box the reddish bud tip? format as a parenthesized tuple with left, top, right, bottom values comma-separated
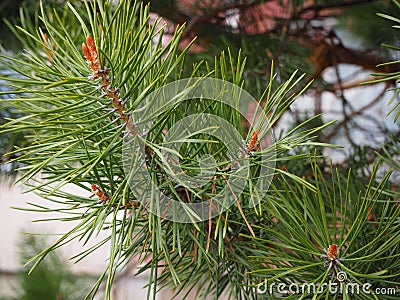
(327, 244, 338, 260)
(86, 35, 97, 53)
(82, 43, 91, 61)
(247, 130, 258, 152)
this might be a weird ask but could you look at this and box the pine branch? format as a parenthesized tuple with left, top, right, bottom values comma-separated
(1, 1, 399, 299)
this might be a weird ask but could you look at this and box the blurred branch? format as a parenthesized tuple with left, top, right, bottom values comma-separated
(181, 0, 264, 38)
(322, 82, 390, 142)
(326, 76, 386, 91)
(298, 0, 379, 16)
(301, 30, 400, 80)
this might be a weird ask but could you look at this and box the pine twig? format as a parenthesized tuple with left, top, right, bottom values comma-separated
(82, 35, 137, 135)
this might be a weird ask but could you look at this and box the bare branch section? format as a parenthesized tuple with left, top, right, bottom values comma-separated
(82, 35, 137, 134)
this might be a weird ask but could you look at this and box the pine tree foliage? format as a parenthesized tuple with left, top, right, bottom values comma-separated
(0, 1, 399, 299)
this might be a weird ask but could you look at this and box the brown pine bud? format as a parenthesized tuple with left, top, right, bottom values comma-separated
(327, 244, 338, 260)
